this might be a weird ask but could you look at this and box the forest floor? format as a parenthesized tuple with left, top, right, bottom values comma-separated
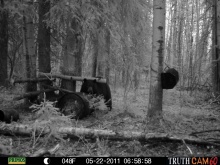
(0, 83, 220, 157)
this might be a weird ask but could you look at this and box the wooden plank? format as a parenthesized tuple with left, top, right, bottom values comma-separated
(13, 78, 54, 84)
(38, 72, 106, 83)
(13, 89, 55, 101)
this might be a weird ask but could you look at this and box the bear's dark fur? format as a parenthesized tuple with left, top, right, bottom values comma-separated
(80, 79, 112, 110)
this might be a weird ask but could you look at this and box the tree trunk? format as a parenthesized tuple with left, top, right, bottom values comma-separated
(177, 1, 183, 78)
(38, 0, 52, 99)
(23, 9, 37, 102)
(197, 5, 208, 87)
(38, 0, 51, 74)
(147, 0, 166, 122)
(183, 0, 190, 88)
(0, 0, 8, 86)
(195, 0, 200, 84)
(105, 20, 111, 84)
(216, 0, 220, 92)
(188, 0, 194, 92)
(96, 28, 105, 77)
(171, 0, 177, 67)
(61, 21, 75, 91)
(114, 68, 117, 91)
(166, 1, 173, 65)
(133, 69, 140, 100)
(92, 32, 98, 77)
(121, 0, 131, 95)
(74, 21, 83, 78)
(212, 0, 220, 92)
(61, 17, 83, 91)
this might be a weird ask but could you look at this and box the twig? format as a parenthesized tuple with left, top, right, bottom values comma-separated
(182, 139, 193, 155)
(190, 129, 220, 136)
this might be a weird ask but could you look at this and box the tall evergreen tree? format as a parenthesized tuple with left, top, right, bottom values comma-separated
(0, 0, 8, 86)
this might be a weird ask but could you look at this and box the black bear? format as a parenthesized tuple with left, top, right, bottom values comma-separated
(161, 68, 179, 89)
(80, 79, 112, 110)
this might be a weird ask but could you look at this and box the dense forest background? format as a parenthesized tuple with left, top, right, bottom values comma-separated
(0, 0, 216, 94)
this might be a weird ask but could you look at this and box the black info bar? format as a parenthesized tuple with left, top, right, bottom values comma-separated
(0, 156, 219, 165)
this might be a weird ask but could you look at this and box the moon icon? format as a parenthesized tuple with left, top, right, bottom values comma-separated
(44, 158, 50, 165)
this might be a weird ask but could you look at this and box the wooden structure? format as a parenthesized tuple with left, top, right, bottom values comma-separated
(13, 72, 107, 101)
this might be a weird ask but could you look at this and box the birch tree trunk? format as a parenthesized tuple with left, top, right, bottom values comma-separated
(147, 0, 166, 122)
(171, 0, 177, 67)
(166, 1, 173, 65)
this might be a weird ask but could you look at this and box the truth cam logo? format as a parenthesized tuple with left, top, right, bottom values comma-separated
(168, 157, 218, 165)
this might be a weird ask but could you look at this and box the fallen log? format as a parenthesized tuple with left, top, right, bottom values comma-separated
(13, 89, 55, 101)
(13, 78, 54, 84)
(38, 72, 106, 83)
(0, 123, 219, 147)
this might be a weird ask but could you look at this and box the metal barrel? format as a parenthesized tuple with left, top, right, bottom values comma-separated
(56, 92, 91, 119)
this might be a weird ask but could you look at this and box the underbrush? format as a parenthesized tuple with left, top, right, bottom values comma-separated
(0, 86, 220, 157)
